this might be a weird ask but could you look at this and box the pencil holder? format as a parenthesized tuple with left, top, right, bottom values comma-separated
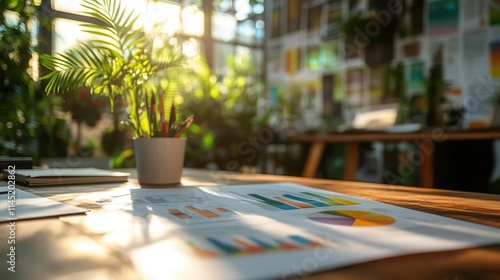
(134, 137, 186, 186)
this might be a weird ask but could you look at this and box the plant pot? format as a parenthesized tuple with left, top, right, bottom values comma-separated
(133, 137, 186, 186)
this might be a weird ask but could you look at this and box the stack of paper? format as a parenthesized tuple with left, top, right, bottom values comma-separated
(3, 168, 129, 186)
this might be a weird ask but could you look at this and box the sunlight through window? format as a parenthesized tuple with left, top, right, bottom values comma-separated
(53, 18, 92, 54)
(182, 5, 204, 37)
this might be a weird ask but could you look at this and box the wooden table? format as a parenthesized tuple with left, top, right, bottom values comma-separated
(1, 168, 500, 280)
(289, 128, 500, 188)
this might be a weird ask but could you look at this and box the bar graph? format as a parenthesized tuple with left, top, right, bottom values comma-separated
(244, 191, 359, 211)
(282, 194, 330, 207)
(248, 194, 299, 210)
(188, 234, 324, 258)
(185, 206, 220, 218)
(167, 205, 236, 220)
(132, 189, 210, 207)
(168, 209, 192, 219)
(275, 197, 314, 208)
(301, 192, 359, 205)
(132, 198, 147, 204)
(145, 196, 167, 204)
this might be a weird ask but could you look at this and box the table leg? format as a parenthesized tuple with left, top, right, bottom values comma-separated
(344, 142, 360, 181)
(302, 142, 325, 177)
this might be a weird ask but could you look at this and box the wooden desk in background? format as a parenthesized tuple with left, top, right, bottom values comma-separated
(1, 168, 499, 279)
(289, 128, 500, 188)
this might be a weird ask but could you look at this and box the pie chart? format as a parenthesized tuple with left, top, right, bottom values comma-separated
(308, 210, 395, 227)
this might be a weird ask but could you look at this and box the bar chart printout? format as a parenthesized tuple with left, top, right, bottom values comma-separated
(126, 183, 500, 280)
(243, 191, 359, 211)
(168, 206, 236, 220)
(187, 233, 325, 258)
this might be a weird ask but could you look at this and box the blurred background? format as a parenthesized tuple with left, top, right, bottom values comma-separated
(2, 0, 500, 193)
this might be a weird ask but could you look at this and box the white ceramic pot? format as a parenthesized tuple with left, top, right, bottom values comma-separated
(133, 137, 186, 186)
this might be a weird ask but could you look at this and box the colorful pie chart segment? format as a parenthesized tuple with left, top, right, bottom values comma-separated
(308, 210, 395, 227)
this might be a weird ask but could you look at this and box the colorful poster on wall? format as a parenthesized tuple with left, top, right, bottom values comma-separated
(490, 40, 500, 78)
(269, 84, 283, 108)
(406, 61, 426, 96)
(427, 0, 459, 37)
(489, 0, 500, 26)
(285, 48, 301, 74)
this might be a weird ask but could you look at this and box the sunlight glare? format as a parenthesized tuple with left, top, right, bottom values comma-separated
(144, 1, 181, 35)
(182, 5, 204, 37)
(53, 18, 93, 54)
(212, 13, 236, 42)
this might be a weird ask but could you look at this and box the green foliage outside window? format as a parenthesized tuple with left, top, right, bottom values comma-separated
(0, 0, 67, 159)
(178, 54, 270, 170)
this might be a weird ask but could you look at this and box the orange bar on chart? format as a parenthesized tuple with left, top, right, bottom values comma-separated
(168, 209, 192, 219)
(187, 242, 219, 258)
(185, 206, 220, 218)
(276, 197, 314, 208)
(233, 237, 266, 254)
(276, 240, 302, 250)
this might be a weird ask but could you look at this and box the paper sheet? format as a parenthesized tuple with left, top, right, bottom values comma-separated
(0, 186, 88, 222)
(75, 182, 500, 280)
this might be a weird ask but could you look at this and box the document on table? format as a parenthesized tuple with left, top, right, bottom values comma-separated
(0, 186, 88, 222)
(69, 183, 500, 280)
(3, 168, 129, 187)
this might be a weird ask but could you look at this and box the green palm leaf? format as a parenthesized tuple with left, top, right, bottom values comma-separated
(41, 0, 188, 137)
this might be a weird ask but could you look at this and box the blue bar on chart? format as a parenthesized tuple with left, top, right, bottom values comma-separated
(248, 194, 299, 210)
(207, 238, 242, 255)
(301, 192, 359, 205)
(247, 236, 275, 250)
(282, 194, 330, 207)
(145, 196, 167, 204)
(289, 235, 323, 247)
(275, 196, 315, 208)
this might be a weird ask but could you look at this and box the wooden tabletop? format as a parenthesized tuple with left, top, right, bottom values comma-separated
(1, 168, 499, 280)
(287, 128, 500, 187)
(288, 128, 500, 143)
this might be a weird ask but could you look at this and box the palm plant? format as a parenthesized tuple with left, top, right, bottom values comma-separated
(40, 0, 187, 138)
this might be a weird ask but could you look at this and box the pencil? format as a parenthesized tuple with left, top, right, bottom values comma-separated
(145, 93, 151, 136)
(159, 90, 167, 136)
(168, 103, 176, 132)
(151, 94, 158, 136)
(174, 115, 194, 137)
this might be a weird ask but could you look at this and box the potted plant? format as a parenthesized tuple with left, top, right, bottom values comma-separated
(40, 0, 193, 185)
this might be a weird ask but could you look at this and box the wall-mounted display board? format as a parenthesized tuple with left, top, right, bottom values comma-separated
(265, 0, 500, 131)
